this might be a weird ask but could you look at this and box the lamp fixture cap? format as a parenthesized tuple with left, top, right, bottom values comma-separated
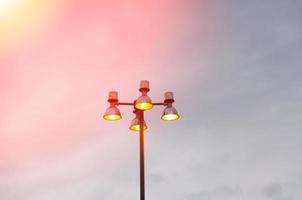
(139, 80, 150, 92)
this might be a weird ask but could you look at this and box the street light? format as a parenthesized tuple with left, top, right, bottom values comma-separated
(129, 116, 148, 131)
(103, 80, 179, 200)
(135, 80, 153, 110)
(161, 92, 180, 121)
(161, 106, 179, 121)
(103, 91, 122, 120)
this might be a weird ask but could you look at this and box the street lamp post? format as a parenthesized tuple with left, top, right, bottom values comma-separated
(103, 80, 179, 200)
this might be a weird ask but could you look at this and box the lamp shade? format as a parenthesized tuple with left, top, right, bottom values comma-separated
(103, 106, 122, 121)
(161, 106, 179, 121)
(129, 117, 147, 131)
(135, 95, 153, 110)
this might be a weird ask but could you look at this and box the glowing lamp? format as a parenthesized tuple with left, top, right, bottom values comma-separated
(135, 80, 153, 110)
(103, 105, 122, 121)
(135, 95, 153, 110)
(161, 92, 179, 121)
(129, 117, 147, 131)
(161, 106, 179, 121)
(103, 80, 179, 200)
(103, 91, 121, 120)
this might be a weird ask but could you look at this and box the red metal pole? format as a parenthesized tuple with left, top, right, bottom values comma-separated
(139, 110, 145, 200)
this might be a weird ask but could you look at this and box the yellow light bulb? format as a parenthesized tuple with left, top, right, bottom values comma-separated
(103, 114, 121, 121)
(130, 124, 147, 131)
(161, 114, 179, 121)
(135, 102, 153, 111)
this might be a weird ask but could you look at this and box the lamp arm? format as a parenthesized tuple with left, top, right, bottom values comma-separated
(152, 102, 167, 106)
(118, 102, 135, 106)
(118, 102, 167, 106)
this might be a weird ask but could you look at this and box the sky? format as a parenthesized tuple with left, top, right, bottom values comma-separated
(0, 0, 302, 199)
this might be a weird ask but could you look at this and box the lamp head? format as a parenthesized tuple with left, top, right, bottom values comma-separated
(134, 80, 153, 110)
(161, 92, 179, 121)
(161, 106, 179, 121)
(129, 117, 147, 131)
(135, 95, 153, 110)
(107, 91, 118, 104)
(103, 105, 122, 121)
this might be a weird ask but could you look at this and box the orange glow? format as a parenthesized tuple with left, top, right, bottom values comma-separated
(0, 0, 58, 50)
(0, 0, 18, 16)
(0, 0, 189, 168)
(135, 102, 153, 111)
(129, 124, 147, 131)
(161, 114, 179, 121)
(103, 114, 122, 121)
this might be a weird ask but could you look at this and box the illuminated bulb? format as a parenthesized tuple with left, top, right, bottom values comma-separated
(103, 114, 121, 121)
(161, 106, 179, 121)
(135, 95, 153, 110)
(103, 106, 122, 121)
(129, 124, 147, 131)
(129, 117, 147, 131)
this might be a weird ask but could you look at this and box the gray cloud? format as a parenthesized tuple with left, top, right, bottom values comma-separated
(263, 182, 284, 200)
(186, 186, 242, 200)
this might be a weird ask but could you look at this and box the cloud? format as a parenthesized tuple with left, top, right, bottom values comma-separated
(186, 186, 241, 200)
(148, 173, 165, 184)
(263, 182, 284, 200)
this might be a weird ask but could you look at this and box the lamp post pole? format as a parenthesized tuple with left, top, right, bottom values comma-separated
(138, 110, 145, 200)
(103, 80, 180, 200)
